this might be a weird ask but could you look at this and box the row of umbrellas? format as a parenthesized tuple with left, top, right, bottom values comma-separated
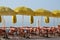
(0, 6, 60, 24)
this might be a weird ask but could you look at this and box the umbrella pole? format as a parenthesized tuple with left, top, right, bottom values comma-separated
(54, 17, 56, 37)
(2, 16, 9, 39)
(44, 16, 49, 38)
(22, 15, 24, 27)
(38, 19, 39, 27)
(41, 16, 42, 27)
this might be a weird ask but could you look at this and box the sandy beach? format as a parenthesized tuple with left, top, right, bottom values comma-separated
(0, 36, 60, 40)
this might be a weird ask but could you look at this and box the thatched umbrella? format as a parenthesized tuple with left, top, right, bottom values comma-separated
(52, 10, 60, 26)
(14, 6, 34, 24)
(52, 10, 60, 17)
(0, 6, 16, 15)
(34, 9, 54, 17)
(0, 6, 17, 23)
(34, 9, 52, 24)
(14, 6, 34, 16)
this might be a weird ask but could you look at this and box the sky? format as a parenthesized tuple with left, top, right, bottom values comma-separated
(0, 0, 60, 27)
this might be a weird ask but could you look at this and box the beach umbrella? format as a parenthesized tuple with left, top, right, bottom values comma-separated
(30, 16, 34, 24)
(14, 6, 34, 24)
(52, 10, 60, 26)
(44, 16, 49, 23)
(0, 6, 16, 16)
(12, 15, 17, 23)
(34, 9, 51, 25)
(52, 10, 60, 17)
(14, 6, 34, 16)
(0, 6, 17, 23)
(34, 9, 54, 17)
